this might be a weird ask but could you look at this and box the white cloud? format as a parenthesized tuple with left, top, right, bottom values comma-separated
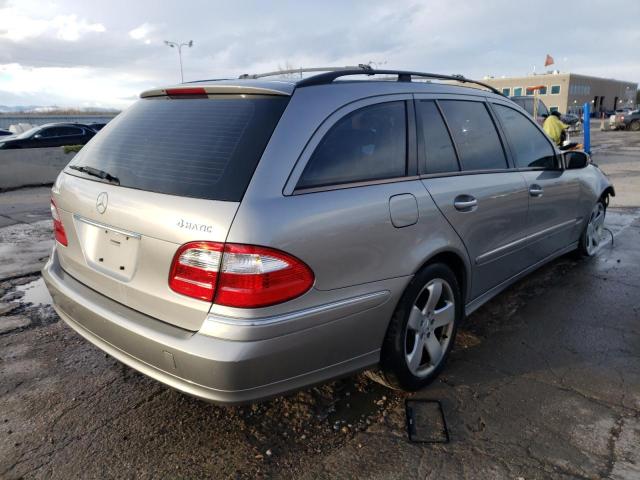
(51, 14, 106, 42)
(129, 22, 154, 43)
(0, 63, 146, 108)
(0, 7, 105, 42)
(0, 0, 638, 109)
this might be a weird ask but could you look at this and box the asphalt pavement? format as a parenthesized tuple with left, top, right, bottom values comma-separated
(0, 130, 639, 479)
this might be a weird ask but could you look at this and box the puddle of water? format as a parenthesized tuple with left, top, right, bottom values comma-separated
(16, 278, 52, 306)
(605, 210, 640, 237)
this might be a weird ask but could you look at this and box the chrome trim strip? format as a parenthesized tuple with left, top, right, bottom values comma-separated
(205, 291, 389, 328)
(476, 218, 579, 265)
(73, 214, 142, 239)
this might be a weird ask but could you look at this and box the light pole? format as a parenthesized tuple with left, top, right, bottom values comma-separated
(164, 40, 193, 83)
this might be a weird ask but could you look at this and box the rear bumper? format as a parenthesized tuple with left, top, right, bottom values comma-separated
(42, 250, 394, 404)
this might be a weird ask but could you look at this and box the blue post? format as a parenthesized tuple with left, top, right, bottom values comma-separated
(583, 102, 591, 154)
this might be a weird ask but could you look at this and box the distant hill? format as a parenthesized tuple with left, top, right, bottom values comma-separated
(0, 105, 120, 115)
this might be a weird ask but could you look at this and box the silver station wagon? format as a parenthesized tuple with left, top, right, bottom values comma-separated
(43, 67, 614, 403)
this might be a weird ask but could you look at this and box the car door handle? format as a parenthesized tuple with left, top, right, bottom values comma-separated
(529, 184, 544, 197)
(454, 195, 478, 212)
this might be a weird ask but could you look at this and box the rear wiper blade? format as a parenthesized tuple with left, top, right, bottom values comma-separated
(69, 165, 120, 185)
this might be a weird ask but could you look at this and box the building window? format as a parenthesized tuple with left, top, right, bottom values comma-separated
(513, 87, 523, 96)
(502, 87, 511, 96)
(538, 86, 547, 95)
(549, 106, 559, 113)
(551, 85, 561, 95)
(571, 84, 591, 96)
(526, 87, 535, 96)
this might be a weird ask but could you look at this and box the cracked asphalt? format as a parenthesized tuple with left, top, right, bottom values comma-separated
(1, 128, 639, 479)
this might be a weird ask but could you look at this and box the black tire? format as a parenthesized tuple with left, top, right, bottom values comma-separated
(376, 262, 462, 391)
(629, 121, 640, 132)
(578, 199, 606, 257)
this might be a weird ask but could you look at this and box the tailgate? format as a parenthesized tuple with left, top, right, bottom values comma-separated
(52, 92, 289, 331)
(53, 173, 238, 331)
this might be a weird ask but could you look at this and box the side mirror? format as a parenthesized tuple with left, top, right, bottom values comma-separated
(564, 151, 589, 169)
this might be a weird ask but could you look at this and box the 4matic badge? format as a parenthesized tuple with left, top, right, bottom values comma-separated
(176, 218, 214, 233)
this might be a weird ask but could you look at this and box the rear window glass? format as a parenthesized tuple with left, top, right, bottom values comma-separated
(68, 95, 288, 201)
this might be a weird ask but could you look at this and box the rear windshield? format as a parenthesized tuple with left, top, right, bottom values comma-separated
(67, 95, 289, 201)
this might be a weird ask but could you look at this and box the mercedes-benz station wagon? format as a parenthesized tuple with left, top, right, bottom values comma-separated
(42, 67, 614, 403)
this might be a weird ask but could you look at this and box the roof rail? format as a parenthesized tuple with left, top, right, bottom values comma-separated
(238, 65, 367, 80)
(295, 67, 503, 96)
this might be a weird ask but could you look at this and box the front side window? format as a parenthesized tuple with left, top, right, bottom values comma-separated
(297, 101, 407, 189)
(536, 100, 549, 117)
(551, 85, 561, 94)
(417, 101, 459, 174)
(38, 128, 58, 138)
(56, 126, 82, 137)
(439, 100, 507, 171)
(494, 104, 556, 169)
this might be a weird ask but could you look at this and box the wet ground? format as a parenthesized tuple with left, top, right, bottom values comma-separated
(1, 129, 639, 479)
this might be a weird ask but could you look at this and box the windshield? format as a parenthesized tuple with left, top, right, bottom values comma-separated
(67, 95, 289, 201)
(14, 126, 42, 139)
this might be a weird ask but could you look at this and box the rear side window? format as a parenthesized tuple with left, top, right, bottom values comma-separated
(68, 95, 289, 201)
(493, 104, 557, 169)
(297, 101, 406, 189)
(417, 101, 459, 174)
(439, 100, 507, 171)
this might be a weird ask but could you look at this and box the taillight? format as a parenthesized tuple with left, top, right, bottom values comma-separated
(169, 242, 223, 301)
(50, 199, 68, 246)
(216, 244, 314, 308)
(168, 242, 314, 308)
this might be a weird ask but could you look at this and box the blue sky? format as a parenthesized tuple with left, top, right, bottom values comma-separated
(0, 0, 638, 108)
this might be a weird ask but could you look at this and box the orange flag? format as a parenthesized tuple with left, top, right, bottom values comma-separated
(544, 54, 555, 67)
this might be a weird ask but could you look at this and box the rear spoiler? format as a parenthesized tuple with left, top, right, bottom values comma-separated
(140, 85, 290, 98)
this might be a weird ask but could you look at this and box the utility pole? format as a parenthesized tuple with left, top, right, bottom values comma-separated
(164, 40, 193, 83)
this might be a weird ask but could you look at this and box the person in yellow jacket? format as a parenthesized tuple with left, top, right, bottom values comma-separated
(543, 111, 568, 146)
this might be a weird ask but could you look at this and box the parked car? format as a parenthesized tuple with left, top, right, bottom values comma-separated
(0, 123, 96, 149)
(610, 109, 640, 131)
(509, 95, 550, 125)
(0, 128, 13, 136)
(561, 113, 580, 126)
(42, 68, 614, 403)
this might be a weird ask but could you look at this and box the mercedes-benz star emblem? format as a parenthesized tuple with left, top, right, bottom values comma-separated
(96, 192, 108, 214)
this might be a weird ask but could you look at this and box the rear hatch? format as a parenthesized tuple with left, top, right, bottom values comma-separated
(52, 86, 289, 331)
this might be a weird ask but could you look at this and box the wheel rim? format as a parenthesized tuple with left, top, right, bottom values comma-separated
(585, 202, 605, 256)
(404, 278, 456, 378)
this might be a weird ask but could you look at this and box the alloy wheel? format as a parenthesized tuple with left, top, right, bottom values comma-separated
(585, 202, 606, 256)
(404, 278, 456, 378)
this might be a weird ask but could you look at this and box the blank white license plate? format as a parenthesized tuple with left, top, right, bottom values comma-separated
(75, 217, 141, 282)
